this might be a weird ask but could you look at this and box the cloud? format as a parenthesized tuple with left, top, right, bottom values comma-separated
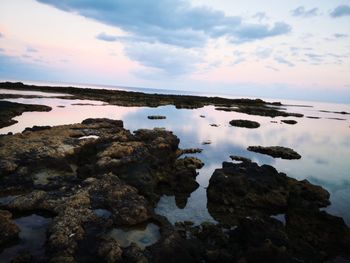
(255, 47, 273, 59)
(96, 32, 118, 42)
(231, 22, 291, 43)
(37, 0, 291, 48)
(274, 56, 295, 67)
(334, 33, 348, 39)
(330, 5, 350, 18)
(124, 42, 202, 76)
(26, 47, 38, 53)
(252, 12, 268, 22)
(291, 6, 319, 17)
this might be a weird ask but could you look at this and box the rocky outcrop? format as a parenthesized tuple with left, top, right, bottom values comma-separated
(0, 118, 203, 261)
(207, 160, 330, 224)
(0, 100, 52, 128)
(247, 146, 302, 160)
(229, 119, 260, 128)
(204, 160, 350, 262)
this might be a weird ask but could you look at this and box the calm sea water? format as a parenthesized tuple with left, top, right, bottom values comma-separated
(1, 86, 350, 226)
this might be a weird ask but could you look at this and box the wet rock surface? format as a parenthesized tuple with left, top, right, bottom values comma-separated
(205, 159, 350, 262)
(229, 119, 260, 128)
(0, 100, 52, 128)
(0, 118, 202, 261)
(247, 145, 302, 160)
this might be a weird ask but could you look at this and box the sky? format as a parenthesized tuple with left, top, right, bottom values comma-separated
(0, 0, 350, 103)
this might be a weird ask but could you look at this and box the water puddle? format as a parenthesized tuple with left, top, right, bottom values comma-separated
(0, 214, 52, 262)
(108, 223, 160, 249)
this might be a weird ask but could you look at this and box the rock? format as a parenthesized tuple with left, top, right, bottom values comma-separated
(306, 116, 320, 119)
(247, 146, 301, 160)
(199, 115, 205, 118)
(229, 155, 251, 163)
(210, 124, 219, 127)
(281, 120, 297, 125)
(147, 115, 166, 120)
(207, 161, 330, 224)
(0, 209, 20, 247)
(202, 140, 211, 145)
(8, 190, 47, 211)
(98, 237, 123, 263)
(23, 125, 51, 132)
(0, 100, 52, 129)
(179, 148, 203, 154)
(229, 119, 260, 128)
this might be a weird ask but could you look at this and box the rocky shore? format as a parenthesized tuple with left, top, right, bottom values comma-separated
(1, 83, 349, 262)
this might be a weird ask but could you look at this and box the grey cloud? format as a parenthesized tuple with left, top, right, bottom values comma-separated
(334, 33, 348, 39)
(291, 6, 319, 17)
(96, 32, 118, 42)
(27, 47, 38, 53)
(38, 0, 291, 48)
(330, 5, 350, 17)
(275, 56, 295, 67)
(255, 47, 273, 59)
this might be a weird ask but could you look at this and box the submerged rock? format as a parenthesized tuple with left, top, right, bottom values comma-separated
(247, 146, 302, 160)
(229, 119, 260, 128)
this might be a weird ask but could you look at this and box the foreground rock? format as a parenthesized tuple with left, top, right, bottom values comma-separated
(205, 159, 350, 262)
(247, 145, 302, 160)
(0, 118, 203, 261)
(0, 100, 51, 128)
(229, 119, 260, 128)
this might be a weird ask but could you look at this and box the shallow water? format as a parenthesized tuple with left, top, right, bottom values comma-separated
(1, 90, 350, 226)
(108, 223, 160, 249)
(0, 214, 52, 262)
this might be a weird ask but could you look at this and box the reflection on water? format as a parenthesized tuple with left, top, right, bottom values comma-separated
(0, 92, 349, 225)
(0, 214, 52, 262)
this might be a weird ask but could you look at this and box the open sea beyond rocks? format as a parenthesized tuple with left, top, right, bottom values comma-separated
(0, 82, 350, 262)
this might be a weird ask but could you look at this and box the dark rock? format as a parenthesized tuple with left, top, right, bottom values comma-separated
(147, 115, 166, 120)
(229, 155, 251, 163)
(210, 124, 219, 127)
(0, 209, 20, 247)
(281, 120, 297, 125)
(179, 148, 203, 154)
(0, 100, 52, 129)
(207, 161, 330, 224)
(229, 119, 260, 128)
(23, 125, 51, 133)
(306, 116, 321, 119)
(202, 140, 211, 145)
(247, 146, 301, 160)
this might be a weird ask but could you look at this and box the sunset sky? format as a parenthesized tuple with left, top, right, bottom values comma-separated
(0, 0, 350, 102)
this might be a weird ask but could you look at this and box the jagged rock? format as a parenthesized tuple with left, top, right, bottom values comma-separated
(207, 161, 330, 224)
(97, 237, 123, 263)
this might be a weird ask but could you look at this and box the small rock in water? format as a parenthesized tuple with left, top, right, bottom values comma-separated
(199, 115, 205, 118)
(202, 140, 211, 145)
(210, 124, 219, 127)
(281, 119, 297, 125)
(229, 119, 260, 129)
(147, 115, 166, 120)
(247, 146, 301, 160)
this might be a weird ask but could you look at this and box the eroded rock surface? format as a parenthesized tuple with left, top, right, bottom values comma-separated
(0, 118, 202, 261)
